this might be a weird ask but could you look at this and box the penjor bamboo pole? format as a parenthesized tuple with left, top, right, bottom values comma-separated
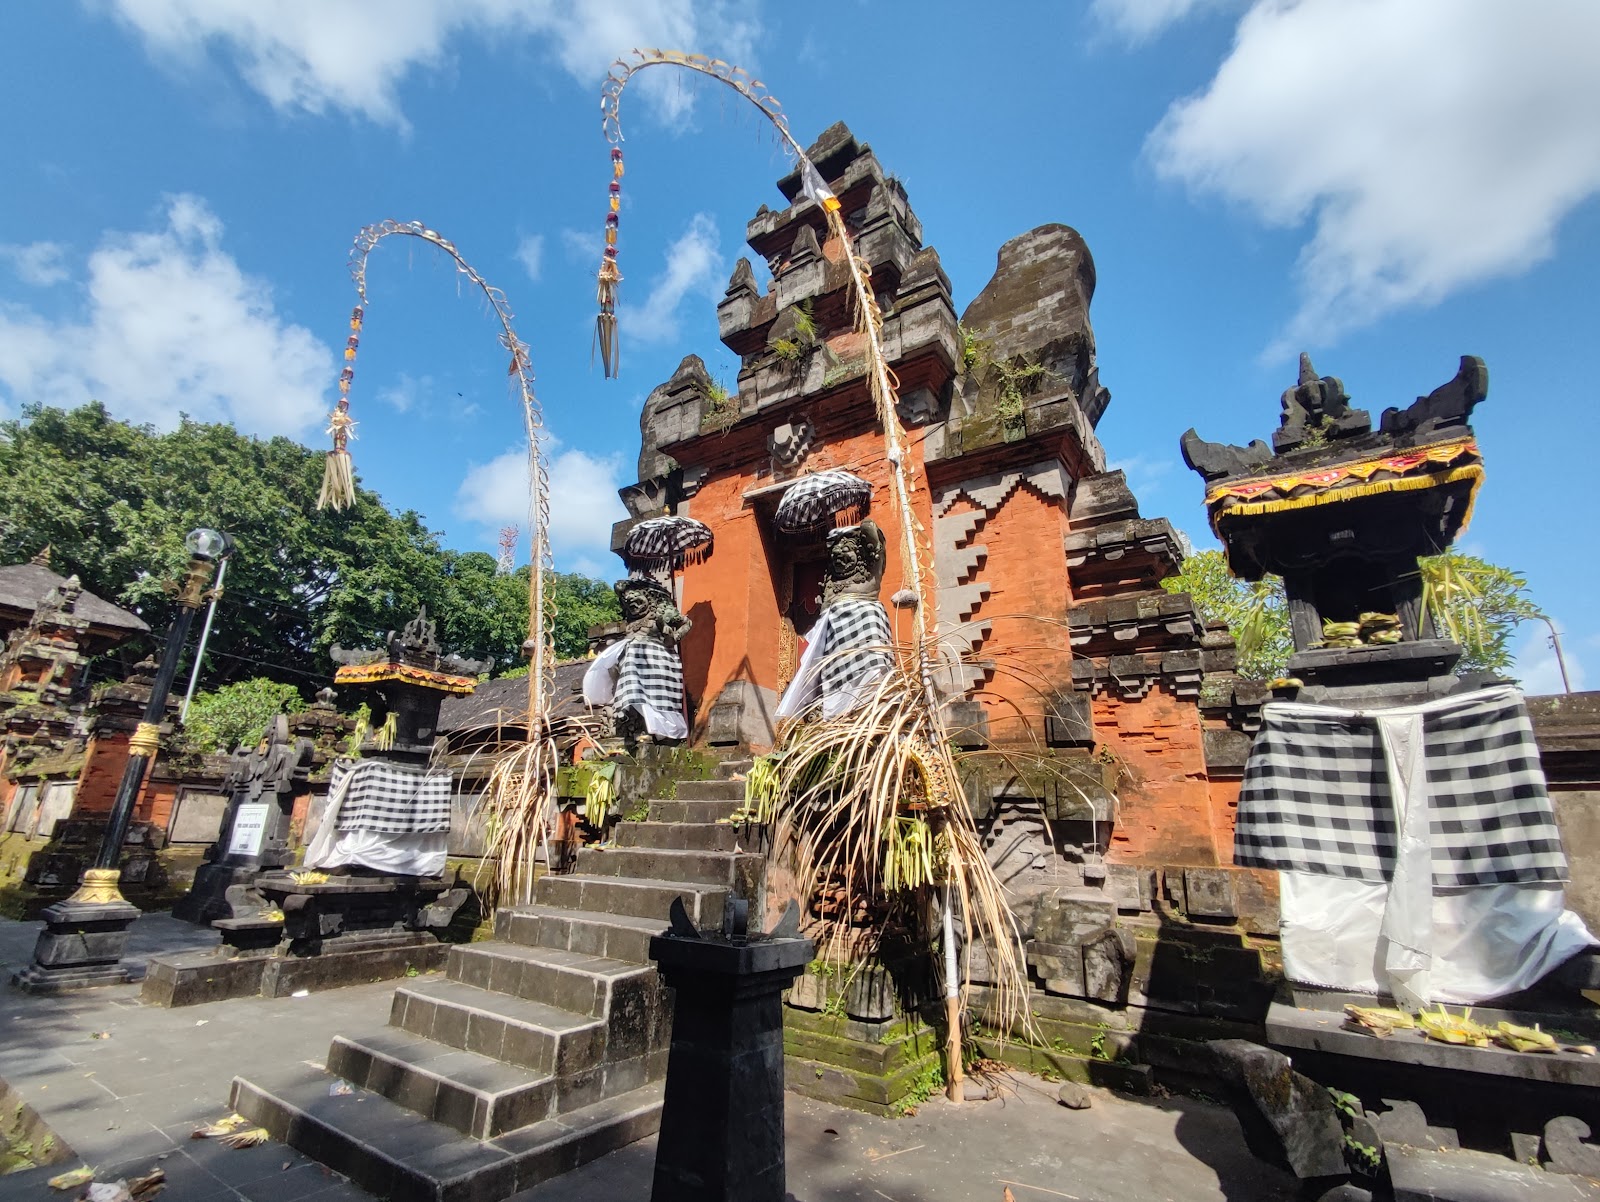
(600, 50, 960, 1091)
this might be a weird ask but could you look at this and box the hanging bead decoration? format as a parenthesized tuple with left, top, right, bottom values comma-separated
(317, 305, 363, 510)
(594, 146, 624, 378)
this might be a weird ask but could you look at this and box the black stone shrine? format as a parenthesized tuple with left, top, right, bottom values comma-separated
(648, 900, 813, 1202)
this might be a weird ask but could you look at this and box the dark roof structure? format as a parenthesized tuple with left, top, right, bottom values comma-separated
(437, 659, 593, 735)
(0, 562, 150, 641)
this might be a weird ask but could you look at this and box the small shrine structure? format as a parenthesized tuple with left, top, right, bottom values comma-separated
(1187, 356, 1600, 1175)
(142, 609, 476, 1005)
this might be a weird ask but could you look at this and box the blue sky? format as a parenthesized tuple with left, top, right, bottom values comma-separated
(0, 1, 1596, 692)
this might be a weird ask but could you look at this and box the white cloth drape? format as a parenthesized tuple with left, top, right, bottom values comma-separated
(581, 638, 689, 740)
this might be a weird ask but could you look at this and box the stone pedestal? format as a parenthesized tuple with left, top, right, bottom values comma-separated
(649, 928, 813, 1202)
(12, 887, 142, 993)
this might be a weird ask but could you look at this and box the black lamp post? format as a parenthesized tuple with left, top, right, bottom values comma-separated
(13, 529, 234, 993)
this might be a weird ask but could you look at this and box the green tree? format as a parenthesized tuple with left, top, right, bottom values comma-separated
(182, 677, 306, 753)
(1417, 551, 1546, 675)
(1162, 551, 1294, 679)
(547, 571, 622, 660)
(0, 403, 622, 689)
(1163, 548, 1545, 680)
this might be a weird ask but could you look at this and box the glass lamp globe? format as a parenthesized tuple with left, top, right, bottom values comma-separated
(184, 528, 234, 562)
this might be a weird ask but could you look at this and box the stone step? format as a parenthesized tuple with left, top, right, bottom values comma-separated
(647, 798, 742, 825)
(534, 873, 728, 927)
(497, 904, 666, 965)
(615, 820, 745, 853)
(325, 1030, 554, 1139)
(447, 942, 655, 1020)
(574, 845, 762, 889)
(669, 777, 745, 801)
(232, 1064, 661, 1202)
(717, 757, 754, 778)
(391, 977, 605, 1079)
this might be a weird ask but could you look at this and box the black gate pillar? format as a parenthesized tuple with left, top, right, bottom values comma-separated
(649, 900, 812, 1202)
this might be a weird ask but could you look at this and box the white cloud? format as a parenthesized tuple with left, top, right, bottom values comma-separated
(0, 242, 69, 287)
(1107, 453, 1174, 506)
(99, 0, 760, 128)
(514, 234, 544, 283)
(455, 441, 626, 570)
(378, 371, 431, 413)
(1145, 0, 1600, 350)
(560, 228, 601, 263)
(0, 195, 332, 436)
(1512, 623, 1587, 697)
(617, 212, 723, 346)
(1090, 0, 1236, 43)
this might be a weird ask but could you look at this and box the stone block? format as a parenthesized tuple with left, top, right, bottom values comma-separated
(1045, 692, 1094, 748)
(1544, 1117, 1600, 1177)
(1202, 727, 1254, 773)
(1028, 940, 1086, 998)
(1104, 864, 1153, 913)
(785, 971, 826, 1012)
(845, 964, 896, 1022)
(706, 680, 778, 748)
(1207, 1039, 1346, 1179)
(1082, 930, 1133, 1003)
(1183, 867, 1238, 920)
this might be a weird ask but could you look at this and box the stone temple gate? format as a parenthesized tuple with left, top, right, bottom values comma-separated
(611, 122, 1263, 916)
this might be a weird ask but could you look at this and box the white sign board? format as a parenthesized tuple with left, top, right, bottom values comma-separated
(227, 802, 271, 858)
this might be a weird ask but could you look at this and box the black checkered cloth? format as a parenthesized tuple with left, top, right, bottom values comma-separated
(818, 597, 893, 701)
(328, 758, 452, 835)
(1234, 687, 1567, 887)
(612, 637, 684, 719)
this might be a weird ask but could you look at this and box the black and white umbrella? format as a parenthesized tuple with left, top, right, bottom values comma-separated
(774, 469, 872, 534)
(620, 515, 714, 572)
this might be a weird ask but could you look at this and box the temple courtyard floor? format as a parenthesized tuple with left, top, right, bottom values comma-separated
(0, 913, 1299, 1201)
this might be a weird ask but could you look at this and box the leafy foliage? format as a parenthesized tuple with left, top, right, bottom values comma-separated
(183, 677, 306, 753)
(1162, 551, 1294, 679)
(1164, 548, 1545, 679)
(547, 572, 621, 659)
(1417, 551, 1545, 674)
(0, 403, 617, 688)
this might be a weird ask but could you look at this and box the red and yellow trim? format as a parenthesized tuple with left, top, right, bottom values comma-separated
(333, 661, 478, 695)
(1205, 438, 1483, 533)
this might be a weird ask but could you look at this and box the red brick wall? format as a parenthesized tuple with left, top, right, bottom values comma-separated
(1094, 689, 1220, 866)
(676, 422, 936, 744)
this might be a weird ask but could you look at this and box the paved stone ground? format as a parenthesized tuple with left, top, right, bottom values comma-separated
(0, 914, 1297, 1201)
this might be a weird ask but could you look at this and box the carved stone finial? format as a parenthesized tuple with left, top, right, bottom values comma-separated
(1274, 352, 1369, 451)
(29, 546, 51, 568)
(789, 223, 822, 268)
(724, 257, 757, 301)
(1379, 355, 1488, 437)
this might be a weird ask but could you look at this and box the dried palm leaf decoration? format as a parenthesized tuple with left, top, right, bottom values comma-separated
(316, 221, 559, 906)
(598, 51, 1031, 1099)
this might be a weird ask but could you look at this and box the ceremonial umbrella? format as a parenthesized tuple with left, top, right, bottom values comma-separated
(621, 515, 714, 573)
(774, 469, 872, 534)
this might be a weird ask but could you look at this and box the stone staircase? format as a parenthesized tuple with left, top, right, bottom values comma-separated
(229, 765, 759, 1202)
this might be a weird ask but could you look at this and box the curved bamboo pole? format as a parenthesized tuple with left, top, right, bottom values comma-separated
(598, 50, 934, 701)
(597, 52, 1015, 1101)
(316, 221, 559, 904)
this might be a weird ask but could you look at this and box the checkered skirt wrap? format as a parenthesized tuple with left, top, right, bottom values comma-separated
(1233, 689, 1567, 887)
(818, 597, 892, 700)
(328, 758, 452, 835)
(612, 637, 684, 718)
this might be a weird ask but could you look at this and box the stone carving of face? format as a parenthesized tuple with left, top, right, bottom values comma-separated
(829, 535, 863, 581)
(619, 587, 655, 622)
